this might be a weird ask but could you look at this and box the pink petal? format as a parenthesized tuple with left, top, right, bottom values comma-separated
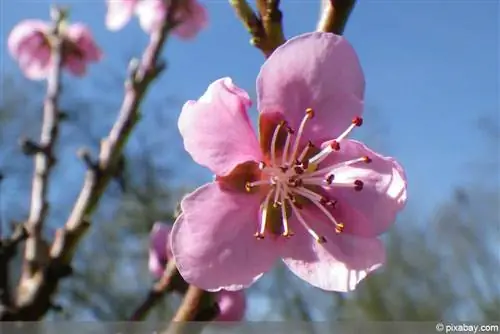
(215, 290, 246, 322)
(178, 78, 262, 177)
(257, 32, 365, 144)
(172, 0, 208, 39)
(8, 20, 51, 80)
(148, 222, 172, 278)
(281, 208, 385, 292)
(170, 182, 279, 291)
(106, 0, 137, 31)
(64, 55, 87, 76)
(66, 23, 102, 62)
(135, 0, 166, 34)
(321, 139, 408, 237)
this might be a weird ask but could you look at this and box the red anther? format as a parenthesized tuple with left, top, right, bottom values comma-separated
(282, 231, 295, 238)
(305, 108, 315, 119)
(287, 126, 295, 134)
(319, 197, 328, 205)
(317, 236, 327, 244)
(307, 140, 315, 148)
(327, 200, 338, 207)
(354, 180, 364, 191)
(362, 156, 372, 163)
(330, 140, 340, 151)
(352, 116, 363, 127)
(280, 166, 288, 173)
(294, 166, 304, 174)
(301, 160, 309, 169)
(254, 232, 265, 239)
(326, 174, 335, 185)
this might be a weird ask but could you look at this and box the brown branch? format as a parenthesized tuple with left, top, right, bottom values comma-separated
(229, 0, 285, 57)
(129, 260, 188, 321)
(22, 6, 65, 279)
(11, 1, 181, 321)
(164, 285, 216, 334)
(317, 0, 357, 35)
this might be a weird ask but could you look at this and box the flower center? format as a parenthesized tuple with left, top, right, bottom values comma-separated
(245, 109, 370, 243)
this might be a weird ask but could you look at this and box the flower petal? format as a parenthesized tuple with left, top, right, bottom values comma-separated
(281, 208, 385, 292)
(257, 32, 365, 143)
(215, 290, 246, 322)
(148, 222, 172, 278)
(321, 139, 408, 237)
(135, 0, 166, 33)
(171, 182, 279, 291)
(66, 23, 102, 62)
(172, 0, 208, 39)
(179, 78, 262, 176)
(105, 0, 137, 31)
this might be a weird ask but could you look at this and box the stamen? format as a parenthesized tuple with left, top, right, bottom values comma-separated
(287, 198, 326, 243)
(308, 140, 340, 166)
(297, 141, 314, 163)
(295, 188, 344, 233)
(288, 109, 314, 166)
(281, 127, 293, 166)
(354, 180, 364, 191)
(280, 189, 293, 237)
(273, 184, 282, 207)
(303, 155, 369, 180)
(270, 120, 286, 167)
(255, 191, 274, 239)
(335, 117, 363, 142)
(245, 180, 271, 192)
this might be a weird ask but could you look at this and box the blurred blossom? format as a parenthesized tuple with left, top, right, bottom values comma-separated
(8, 20, 102, 80)
(105, 0, 207, 39)
(149, 222, 246, 321)
(171, 32, 408, 292)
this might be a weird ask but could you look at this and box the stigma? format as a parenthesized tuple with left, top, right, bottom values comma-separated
(245, 109, 370, 244)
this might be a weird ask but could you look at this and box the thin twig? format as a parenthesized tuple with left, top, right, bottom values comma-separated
(317, 0, 356, 35)
(164, 285, 215, 334)
(12, 1, 181, 321)
(129, 260, 188, 321)
(22, 6, 65, 277)
(229, 0, 285, 57)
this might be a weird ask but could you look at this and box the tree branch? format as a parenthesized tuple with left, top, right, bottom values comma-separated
(129, 260, 188, 321)
(12, 1, 181, 321)
(229, 0, 285, 57)
(22, 6, 65, 279)
(317, 0, 356, 35)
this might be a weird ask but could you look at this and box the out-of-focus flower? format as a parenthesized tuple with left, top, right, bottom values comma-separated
(105, 0, 207, 38)
(8, 20, 101, 80)
(149, 222, 246, 321)
(171, 32, 408, 292)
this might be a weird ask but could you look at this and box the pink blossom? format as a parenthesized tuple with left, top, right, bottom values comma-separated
(171, 32, 408, 292)
(105, 0, 207, 38)
(149, 222, 246, 321)
(8, 20, 102, 80)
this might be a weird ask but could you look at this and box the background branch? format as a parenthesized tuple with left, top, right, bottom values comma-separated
(12, 1, 181, 321)
(229, 0, 285, 57)
(317, 0, 356, 34)
(22, 5, 65, 278)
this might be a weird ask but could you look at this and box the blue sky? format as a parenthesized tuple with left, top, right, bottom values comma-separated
(1, 1, 497, 217)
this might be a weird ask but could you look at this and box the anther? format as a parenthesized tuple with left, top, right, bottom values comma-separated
(294, 166, 304, 174)
(326, 174, 335, 185)
(362, 156, 372, 163)
(335, 223, 344, 234)
(280, 166, 288, 172)
(354, 180, 364, 191)
(301, 160, 309, 170)
(272, 201, 281, 208)
(305, 108, 315, 119)
(282, 231, 295, 238)
(258, 161, 266, 169)
(254, 232, 265, 239)
(245, 182, 252, 192)
(286, 126, 295, 134)
(352, 116, 363, 127)
(330, 140, 340, 151)
(317, 236, 327, 244)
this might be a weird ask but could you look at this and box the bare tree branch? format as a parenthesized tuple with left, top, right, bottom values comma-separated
(229, 0, 285, 57)
(22, 5, 65, 278)
(317, 0, 356, 35)
(12, 1, 182, 321)
(129, 260, 187, 321)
